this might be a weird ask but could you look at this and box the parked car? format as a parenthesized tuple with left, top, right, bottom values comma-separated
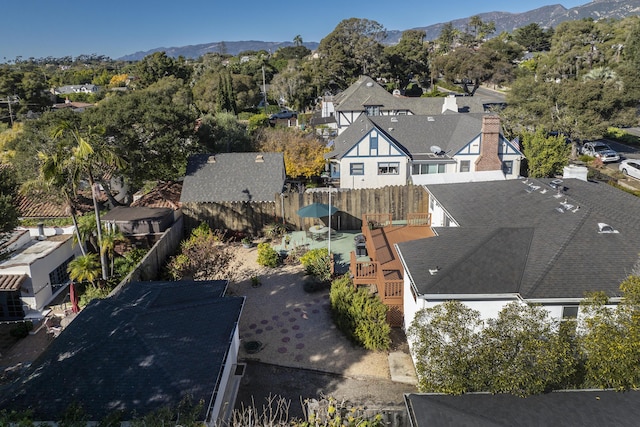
(619, 159, 640, 180)
(270, 109, 297, 120)
(580, 141, 620, 163)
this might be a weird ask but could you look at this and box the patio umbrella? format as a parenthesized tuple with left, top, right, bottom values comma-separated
(296, 203, 338, 218)
(69, 282, 79, 314)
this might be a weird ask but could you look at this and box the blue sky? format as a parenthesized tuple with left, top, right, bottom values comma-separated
(3, 0, 588, 60)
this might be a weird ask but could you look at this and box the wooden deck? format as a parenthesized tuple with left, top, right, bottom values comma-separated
(350, 213, 434, 326)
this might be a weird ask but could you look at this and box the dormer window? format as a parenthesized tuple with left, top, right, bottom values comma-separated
(365, 105, 381, 116)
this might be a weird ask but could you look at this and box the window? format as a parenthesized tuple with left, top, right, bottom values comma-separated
(412, 164, 445, 175)
(562, 306, 579, 320)
(460, 160, 470, 172)
(365, 105, 381, 116)
(49, 256, 73, 290)
(378, 162, 399, 175)
(370, 134, 378, 156)
(502, 160, 513, 175)
(350, 163, 364, 175)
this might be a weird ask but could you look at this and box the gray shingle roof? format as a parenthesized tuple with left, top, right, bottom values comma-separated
(180, 152, 285, 203)
(398, 178, 640, 300)
(333, 75, 493, 115)
(405, 390, 640, 427)
(0, 280, 243, 421)
(327, 114, 485, 161)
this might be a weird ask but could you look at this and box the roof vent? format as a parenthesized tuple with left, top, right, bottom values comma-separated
(388, 127, 394, 131)
(549, 179, 563, 189)
(366, 82, 374, 87)
(207, 155, 216, 163)
(598, 223, 618, 234)
(391, 117, 398, 122)
(429, 266, 440, 275)
(427, 116, 435, 122)
(255, 154, 264, 163)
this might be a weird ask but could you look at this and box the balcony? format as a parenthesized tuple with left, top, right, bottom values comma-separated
(350, 213, 434, 326)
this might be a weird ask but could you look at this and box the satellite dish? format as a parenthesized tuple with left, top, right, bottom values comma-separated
(430, 145, 443, 154)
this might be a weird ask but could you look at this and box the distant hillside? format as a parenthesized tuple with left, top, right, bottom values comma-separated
(119, 41, 319, 61)
(386, 0, 640, 43)
(120, 0, 640, 60)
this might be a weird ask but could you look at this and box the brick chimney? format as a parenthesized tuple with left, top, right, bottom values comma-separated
(475, 115, 502, 172)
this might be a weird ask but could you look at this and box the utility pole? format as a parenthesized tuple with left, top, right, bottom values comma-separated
(7, 96, 14, 127)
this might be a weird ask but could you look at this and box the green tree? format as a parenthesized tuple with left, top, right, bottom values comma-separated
(579, 277, 640, 390)
(52, 121, 125, 280)
(82, 83, 198, 189)
(133, 52, 191, 89)
(435, 22, 458, 54)
(196, 112, 251, 153)
(293, 35, 303, 47)
(513, 23, 553, 52)
(407, 300, 483, 394)
(101, 224, 126, 277)
(383, 29, 430, 90)
(521, 128, 570, 177)
(316, 18, 386, 89)
(0, 169, 19, 251)
(477, 302, 575, 396)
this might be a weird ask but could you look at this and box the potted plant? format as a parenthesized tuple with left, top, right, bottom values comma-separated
(241, 237, 252, 248)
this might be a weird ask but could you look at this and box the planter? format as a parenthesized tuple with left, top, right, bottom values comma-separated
(242, 243, 252, 249)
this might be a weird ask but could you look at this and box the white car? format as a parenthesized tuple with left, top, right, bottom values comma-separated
(580, 141, 620, 163)
(619, 159, 640, 180)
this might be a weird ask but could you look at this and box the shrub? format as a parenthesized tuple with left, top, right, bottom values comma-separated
(329, 276, 391, 351)
(256, 243, 279, 268)
(165, 223, 233, 280)
(79, 284, 111, 307)
(300, 248, 331, 281)
(9, 321, 33, 339)
(262, 222, 289, 241)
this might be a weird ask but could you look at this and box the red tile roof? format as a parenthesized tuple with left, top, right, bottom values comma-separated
(131, 181, 182, 210)
(0, 274, 27, 291)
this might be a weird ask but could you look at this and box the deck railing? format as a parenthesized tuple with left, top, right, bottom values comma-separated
(407, 212, 431, 226)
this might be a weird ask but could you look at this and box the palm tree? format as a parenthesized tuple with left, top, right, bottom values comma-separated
(52, 121, 126, 281)
(67, 253, 101, 286)
(101, 223, 126, 277)
(23, 145, 86, 255)
(293, 35, 303, 47)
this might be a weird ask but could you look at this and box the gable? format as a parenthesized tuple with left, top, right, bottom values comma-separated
(343, 128, 407, 158)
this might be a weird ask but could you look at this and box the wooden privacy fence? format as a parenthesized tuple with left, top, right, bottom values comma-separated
(280, 185, 429, 231)
(182, 185, 429, 234)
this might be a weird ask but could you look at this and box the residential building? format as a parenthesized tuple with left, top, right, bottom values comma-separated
(326, 114, 522, 189)
(0, 226, 81, 319)
(52, 84, 100, 95)
(396, 178, 640, 335)
(1, 280, 245, 426)
(405, 390, 640, 426)
(180, 152, 286, 232)
(322, 75, 499, 133)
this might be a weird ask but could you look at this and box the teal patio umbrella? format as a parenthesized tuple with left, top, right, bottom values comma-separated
(297, 203, 338, 218)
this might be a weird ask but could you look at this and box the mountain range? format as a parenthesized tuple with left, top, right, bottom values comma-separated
(119, 0, 640, 61)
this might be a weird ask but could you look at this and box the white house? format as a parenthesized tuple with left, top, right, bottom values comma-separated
(325, 114, 523, 189)
(53, 84, 100, 95)
(0, 226, 81, 319)
(396, 178, 640, 342)
(323, 75, 499, 133)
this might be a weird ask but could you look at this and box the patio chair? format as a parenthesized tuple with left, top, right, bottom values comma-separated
(44, 317, 62, 339)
